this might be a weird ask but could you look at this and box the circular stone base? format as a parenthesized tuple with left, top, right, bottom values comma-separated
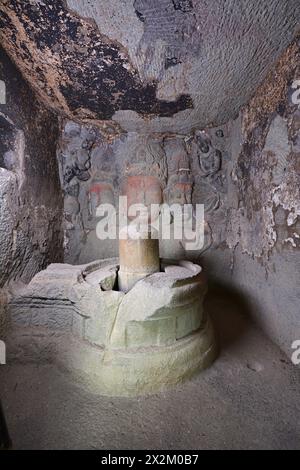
(56, 316, 217, 397)
(8, 257, 217, 397)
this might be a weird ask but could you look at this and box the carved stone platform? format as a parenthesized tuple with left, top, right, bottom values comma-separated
(7, 258, 216, 396)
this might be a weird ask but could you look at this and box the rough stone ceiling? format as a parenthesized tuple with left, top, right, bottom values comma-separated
(0, 0, 299, 134)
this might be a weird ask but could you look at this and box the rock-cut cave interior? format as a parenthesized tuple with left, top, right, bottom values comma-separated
(0, 0, 300, 451)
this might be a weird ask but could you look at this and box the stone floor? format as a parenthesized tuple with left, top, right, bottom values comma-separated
(1, 286, 300, 450)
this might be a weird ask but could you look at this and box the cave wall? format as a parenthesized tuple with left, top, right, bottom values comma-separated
(57, 122, 228, 264)
(0, 47, 63, 291)
(224, 39, 300, 356)
(198, 38, 300, 356)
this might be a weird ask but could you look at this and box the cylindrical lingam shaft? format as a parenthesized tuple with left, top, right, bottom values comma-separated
(118, 174, 162, 292)
(118, 226, 160, 293)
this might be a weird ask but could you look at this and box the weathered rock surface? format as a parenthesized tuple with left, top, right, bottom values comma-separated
(0, 1, 299, 133)
(222, 40, 300, 356)
(0, 48, 63, 288)
(57, 125, 227, 263)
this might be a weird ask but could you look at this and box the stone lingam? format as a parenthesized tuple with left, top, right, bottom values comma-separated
(6, 136, 217, 396)
(8, 258, 216, 396)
